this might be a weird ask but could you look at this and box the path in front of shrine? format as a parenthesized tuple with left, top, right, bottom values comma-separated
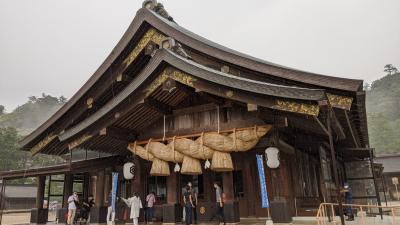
(2, 212, 400, 225)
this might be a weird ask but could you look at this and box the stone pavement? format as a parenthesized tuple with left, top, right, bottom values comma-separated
(2, 214, 399, 225)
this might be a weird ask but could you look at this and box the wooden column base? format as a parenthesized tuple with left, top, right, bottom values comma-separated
(56, 208, 68, 223)
(270, 199, 292, 223)
(162, 203, 182, 223)
(223, 201, 240, 223)
(30, 208, 48, 224)
(193, 201, 239, 223)
(90, 206, 108, 223)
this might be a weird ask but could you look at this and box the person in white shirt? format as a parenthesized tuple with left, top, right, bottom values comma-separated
(105, 192, 115, 225)
(121, 192, 143, 225)
(67, 192, 79, 225)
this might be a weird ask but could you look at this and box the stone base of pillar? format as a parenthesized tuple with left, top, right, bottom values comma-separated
(270, 199, 292, 223)
(223, 201, 240, 223)
(162, 203, 182, 223)
(30, 208, 48, 224)
(56, 208, 68, 223)
(90, 206, 108, 224)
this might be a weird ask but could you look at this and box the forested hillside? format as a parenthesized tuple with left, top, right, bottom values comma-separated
(0, 94, 66, 174)
(366, 64, 400, 155)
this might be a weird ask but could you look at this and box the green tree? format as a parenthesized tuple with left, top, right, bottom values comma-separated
(384, 64, 398, 75)
(0, 127, 25, 171)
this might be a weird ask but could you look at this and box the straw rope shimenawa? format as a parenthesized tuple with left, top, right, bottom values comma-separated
(127, 125, 272, 176)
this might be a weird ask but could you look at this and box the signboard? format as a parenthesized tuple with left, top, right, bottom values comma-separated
(256, 154, 269, 208)
(392, 177, 399, 185)
(111, 172, 119, 212)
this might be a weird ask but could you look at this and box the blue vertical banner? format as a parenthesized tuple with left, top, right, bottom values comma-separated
(111, 172, 119, 212)
(256, 154, 269, 208)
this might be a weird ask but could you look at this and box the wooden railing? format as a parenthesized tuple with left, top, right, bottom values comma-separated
(316, 203, 400, 225)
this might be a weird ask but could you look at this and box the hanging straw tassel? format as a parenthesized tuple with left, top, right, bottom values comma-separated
(147, 139, 170, 176)
(181, 155, 202, 175)
(172, 136, 181, 172)
(211, 151, 234, 172)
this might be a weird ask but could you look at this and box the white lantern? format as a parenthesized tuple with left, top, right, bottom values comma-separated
(123, 162, 135, 180)
(265, 147, 280, 169)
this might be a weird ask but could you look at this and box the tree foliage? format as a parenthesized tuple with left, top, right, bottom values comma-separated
(366, 64, 400, 155)
(0, 94, 66, 135)
(0, 94, 66, 183)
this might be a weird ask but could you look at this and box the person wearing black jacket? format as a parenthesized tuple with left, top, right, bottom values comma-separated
(81, 195, 95, 224)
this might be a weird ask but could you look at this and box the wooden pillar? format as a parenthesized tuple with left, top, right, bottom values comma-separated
(132, 158, 143, 197)
(104, 171, 111, 204)
(327, 109, 345, 225)
(167, 170, 178, 203)
(89, 173, 96, 198)
(63, 174, 73, 208)
(31, 177, 48, 224)
(203, 170, 212, 202)
(222, 171, 240, 222)
(163, 166, 181, 223)
(95, 170, 105, 206)
(222, 172, 234, 202)
(36, 176, 46, 209)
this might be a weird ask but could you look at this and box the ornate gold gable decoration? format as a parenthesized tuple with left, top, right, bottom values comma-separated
(327, 93, 353, 110)
(118, 28, 166, 79)
(68, 133, 93, 150)
(273, 99, 320, 116)
(31, 133, 57, 156)
(145, 68, 196, 97)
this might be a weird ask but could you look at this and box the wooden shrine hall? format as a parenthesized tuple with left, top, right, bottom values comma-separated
(1, 0, 376, 224)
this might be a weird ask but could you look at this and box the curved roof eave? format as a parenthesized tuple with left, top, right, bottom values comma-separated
(58, 49, 325, 142)
(19, 10, 150, 147)
(137, 8, 363, 92)
(20, 5, 362, 148)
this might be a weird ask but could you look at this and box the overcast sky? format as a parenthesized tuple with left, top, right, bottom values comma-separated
(1, 0, 399, 112)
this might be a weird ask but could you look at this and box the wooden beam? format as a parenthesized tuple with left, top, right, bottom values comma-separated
(172, 103, 218, 116)
(144, 97, 172, 115)
(68, 133, 93, 150)
(99, 126, 137, 142)
(31, 133, 57, 156)
(197, 92, 225, 105)
(330, 108, 346, 140)
(257, 109, 288, 128)
(314, 116, 329, 136)
(344, 110, 360, 148)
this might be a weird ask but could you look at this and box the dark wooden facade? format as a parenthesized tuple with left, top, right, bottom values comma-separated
(3, 0, 374, 223)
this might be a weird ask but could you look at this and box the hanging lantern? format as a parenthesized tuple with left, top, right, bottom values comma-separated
(204, 159, 211, 169)
(265, 147, 280, 169)
(174, 163, 181, 172)
(123, 162, 135, 180)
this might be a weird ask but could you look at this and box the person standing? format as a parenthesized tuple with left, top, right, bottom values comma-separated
(341, 182, 354, 221)
(121, 192, 143, 225)
(105, 192, 115, 225)
(81, 195, 95, 224)
(188, 182, 198, 224)
(67, 192, 79, 225)
(183, 186, 194, 225)
(210, 182, 225, 225)
(145, 192, 156, 223)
